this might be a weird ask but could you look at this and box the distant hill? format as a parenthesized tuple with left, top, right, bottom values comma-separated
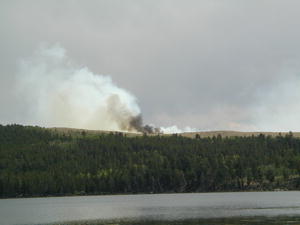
(48, 127, 300, 138)
(1, 124, 300, 198)
(181, 131, 300, 138)
(47, 127, 141, 137)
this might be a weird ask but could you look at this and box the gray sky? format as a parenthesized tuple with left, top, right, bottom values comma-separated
(1, 0, 300, 131)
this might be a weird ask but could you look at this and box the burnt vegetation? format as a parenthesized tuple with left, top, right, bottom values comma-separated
(1, 124, 300, 198)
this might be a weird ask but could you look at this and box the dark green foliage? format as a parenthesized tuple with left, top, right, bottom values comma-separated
(0, 124, 300, 197)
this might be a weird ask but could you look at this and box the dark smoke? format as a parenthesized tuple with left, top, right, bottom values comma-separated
(128, 114, 161, 134)
(143, 124, 161, 134)
(128, 114, 143, 132)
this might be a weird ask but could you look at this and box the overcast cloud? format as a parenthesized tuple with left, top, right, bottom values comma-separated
(1, 0, 300, 131)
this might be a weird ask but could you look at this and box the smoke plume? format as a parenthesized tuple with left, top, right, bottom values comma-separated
(15, 44, 143, 132)
(11, 44, 198, 134)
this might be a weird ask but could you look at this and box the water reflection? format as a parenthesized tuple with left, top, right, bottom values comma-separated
(1, 192, 300, 225)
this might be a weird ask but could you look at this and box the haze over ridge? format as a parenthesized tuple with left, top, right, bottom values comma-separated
(1, 1, 300, 132)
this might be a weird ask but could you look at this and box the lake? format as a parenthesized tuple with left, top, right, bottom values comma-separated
(0, 191, 300, 225)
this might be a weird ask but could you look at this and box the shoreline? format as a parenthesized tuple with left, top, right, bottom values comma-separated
(0, 188, 296, 200)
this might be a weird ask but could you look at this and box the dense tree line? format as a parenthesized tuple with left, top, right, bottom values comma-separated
(0, 124, 300, 197)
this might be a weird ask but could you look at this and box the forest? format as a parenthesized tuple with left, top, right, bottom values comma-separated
(0, 124, 300, 198)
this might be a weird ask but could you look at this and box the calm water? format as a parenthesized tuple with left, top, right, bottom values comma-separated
(0, 191, 300, 225)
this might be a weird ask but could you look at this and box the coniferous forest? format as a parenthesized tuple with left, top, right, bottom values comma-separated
(1, 124, 300, 198)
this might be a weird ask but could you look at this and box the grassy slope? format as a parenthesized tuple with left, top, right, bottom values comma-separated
(48, 127, 300, 138)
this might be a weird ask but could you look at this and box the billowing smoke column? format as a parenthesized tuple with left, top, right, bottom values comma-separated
(16, 44, 143, 132)
(15, 44, 196, 134)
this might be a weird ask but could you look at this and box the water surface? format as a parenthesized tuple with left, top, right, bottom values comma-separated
(0, 191, 300, 225)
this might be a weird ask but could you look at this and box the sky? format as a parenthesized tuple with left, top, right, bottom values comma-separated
(1, 0, 300, 132)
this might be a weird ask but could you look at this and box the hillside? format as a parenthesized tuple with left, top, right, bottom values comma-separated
(182, 131, 300, 138)
(48, 127, 300, 138)
(48, 127, 141, 137)
(1, 124, 300, 198)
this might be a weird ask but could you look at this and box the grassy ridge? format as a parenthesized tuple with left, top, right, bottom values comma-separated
(48, 127, 300, 138)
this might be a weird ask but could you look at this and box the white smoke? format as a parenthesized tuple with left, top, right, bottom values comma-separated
(15, 44, 141, 132)
(160, 125, 197, 134)
(11, 44, 200, 134)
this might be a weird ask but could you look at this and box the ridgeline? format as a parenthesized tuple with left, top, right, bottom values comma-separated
(1, 124, 300, 198)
